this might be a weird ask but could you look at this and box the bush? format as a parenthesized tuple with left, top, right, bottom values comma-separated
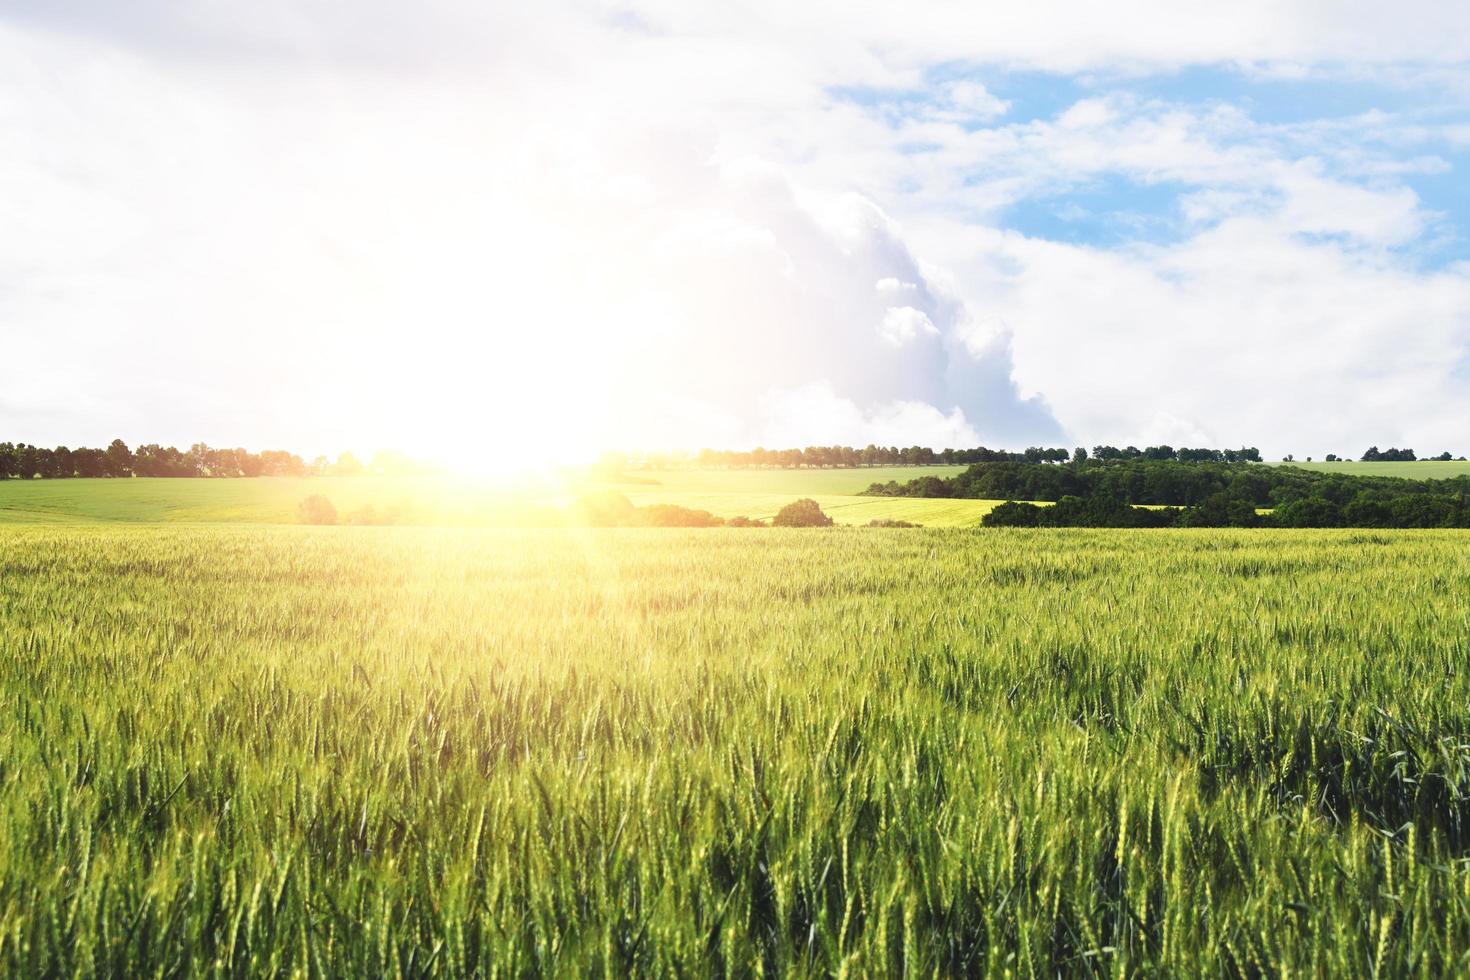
(725, 516, 766, 527)
(1272, 496, 1342, 528)
(573, 492, 637, 527)
(298, 495, 337, 525)
(772, 498, 833, 527)
(632, 504, 725, 527)
(981, 500, 1044, 527)
(866, 518, 918, 528)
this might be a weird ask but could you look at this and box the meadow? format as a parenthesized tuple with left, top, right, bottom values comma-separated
(0, 467, 996, 527)
(2, 523, 1470, 974)
(6, 461, 1462, 528)
(1276, 459, 1470, 478)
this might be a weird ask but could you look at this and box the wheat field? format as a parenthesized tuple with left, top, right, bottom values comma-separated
(2, 525, 1470, 975)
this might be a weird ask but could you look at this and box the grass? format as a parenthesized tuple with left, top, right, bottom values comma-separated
(1276, 460, 1470, 478)
(615, 490, 1003, 526)
(3, 524, 1470, 974)
(600, 466, 1000, 526)
(0, 476, 451, 525)
(0, 468, 1002, 527)
(601, 465, 971, 496)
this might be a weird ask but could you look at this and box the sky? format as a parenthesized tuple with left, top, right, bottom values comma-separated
(6, 2, 1470, 465)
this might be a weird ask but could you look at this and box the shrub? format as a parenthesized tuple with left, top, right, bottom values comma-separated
(982, 500, 1043, 527)
(632, 504, 725, 527)
(573, 492, 637, 527)
(725, 516, 766, 527)
(298, 495, 337, 525)
(866, 518, 918, 528)
(772, 498, 833, 527)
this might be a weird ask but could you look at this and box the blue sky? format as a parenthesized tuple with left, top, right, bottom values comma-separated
(5, 2, 1470, 459)
(837, 64, 1470, 264)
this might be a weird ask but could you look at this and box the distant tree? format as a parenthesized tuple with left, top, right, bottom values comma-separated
(725, 515, 766, 527)
(981, 501, 1045, 527)
(574, 492, 637, 527)
(332, 452, 365, 476)
(1072, 447, 1088, 464)
(633, 504, 725, 527)
(1272, 496, 1341, 527)
(1324, 454, 1338, 462)
(186, 442, 212, 476)
(1342, 492, 1391, 527)
(45, 447, 74, 478)
(773, 498, 834, 527)
(298, 495, 338, 525)
(105, 439, 133, 477)
(1175, 492, 1260, 528)
(1362, 446, 1417, 462)
(370, 450, 422, 476)
(257, 450, 301, 477)
(73, 447, 107, 478)
(13, 444, 39, 478)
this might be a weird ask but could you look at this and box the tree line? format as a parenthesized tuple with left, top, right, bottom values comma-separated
(983, 490, 1470, 529)
(1355, 446, 1465, 462)
(867, 457, 1470, 509)
(863, 455, 1470, 529)
(0, 441, 425, 479)
(653, 444, 1264, 469)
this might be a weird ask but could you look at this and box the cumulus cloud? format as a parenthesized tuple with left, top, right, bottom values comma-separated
(757, 384, 979, 449)
(878, 307, 940, 346)
(6, 2, 1470, 458)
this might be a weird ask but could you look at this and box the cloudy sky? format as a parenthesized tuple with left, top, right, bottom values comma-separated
(6, 2, 1470, 463)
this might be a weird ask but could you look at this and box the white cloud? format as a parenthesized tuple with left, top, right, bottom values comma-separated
(875, 277, 917, 293)
(934, 81, 1009, 122)
(917, 217, 1470, 454)
(6, 3, 1470, 458)
(879, 306, 940, 346)
(758, 383, 979, 449)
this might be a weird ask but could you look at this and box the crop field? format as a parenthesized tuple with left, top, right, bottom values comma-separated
(596, 466, 998, 525)
(3, 524, 1470, 974)
(1276, 460, 1470, 479)
(602, 465, 971, 495)
(0, 468, 998, 527)
(613, 490, 1002, 526)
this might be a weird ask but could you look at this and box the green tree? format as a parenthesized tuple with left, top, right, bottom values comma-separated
(104, 439, 133, 477)
(298, 495, 338, 525)
(772, 499, 833, 527)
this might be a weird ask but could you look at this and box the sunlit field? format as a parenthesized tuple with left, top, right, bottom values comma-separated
(4, 524, 1470, 974)
(0, 468, 998, 527)
(1276, 460, 1470, 478)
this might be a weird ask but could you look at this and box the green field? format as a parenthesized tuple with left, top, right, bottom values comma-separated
(4, 524, 1470, 974)
(1276, 460, 1470, 478)
(606, 465, 970, 495)
(0, 468, 1002, 527)
(598, 465, 998, 525)
(0, 476, 517, 526)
